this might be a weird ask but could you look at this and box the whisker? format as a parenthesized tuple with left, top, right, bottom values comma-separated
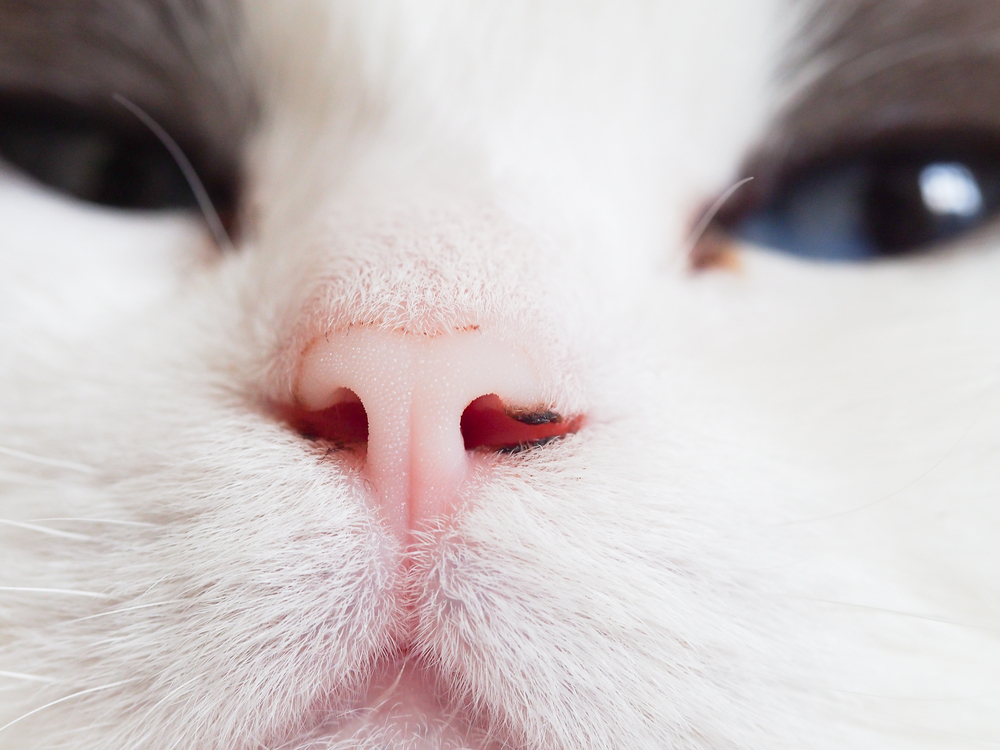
(679, 176, 755, 263)
(68, 600, 179, 624)
(0, 446, 97, 476)
(134, 575, 172, 602)
(789, 377, 999, 524)
(125, 674, 201, 748)
(0, 680, 131, 736)
(0, 671, 59, 685)
(0, 587, 111, 600)
(0, 520, 91, 542)
(0, 470, 78, 488)
(369, 653, 410, 712)
(113, 94, 234, 253)
(27, 518, 158, 528)
(796, 597, 1000, 632)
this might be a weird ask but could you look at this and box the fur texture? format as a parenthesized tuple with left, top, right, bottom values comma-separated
(2, 1, 1000, 748)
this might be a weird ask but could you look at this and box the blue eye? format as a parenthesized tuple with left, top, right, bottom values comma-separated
(723, 147, 1000, 260)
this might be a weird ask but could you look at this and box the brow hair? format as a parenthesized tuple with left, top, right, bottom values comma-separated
(0, 0, 255, 182)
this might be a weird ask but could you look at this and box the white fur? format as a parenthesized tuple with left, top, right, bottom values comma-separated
(2, 1, 1000, 748)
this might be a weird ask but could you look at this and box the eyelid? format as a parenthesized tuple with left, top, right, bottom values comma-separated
(718, 125, 1000, 214)
(711, 131, 1000, 261)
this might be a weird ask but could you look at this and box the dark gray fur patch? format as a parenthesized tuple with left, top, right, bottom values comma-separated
(0, 0, 255, 184)
(735, 0, 1000, 200)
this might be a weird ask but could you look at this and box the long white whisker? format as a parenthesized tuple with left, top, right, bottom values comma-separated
(68, 601, 179, 624)
(27, 518, 158, 528)
(132, 575, 172, 604)
(0, 446, 97, 475)
(790, 377, 999, 525)
(0, 587, 111, 600)
(0, 671, 59, 685)
(126, 675, 201, 748)
(682, 177, 755, 258)
(370, 654, 410, 712)
(796, 597, 1000, 632)
(0, 520, 91, 542)
(0, 681, 130, 736)
(0, 470, 79, 488)
(662, 176, 755, 272)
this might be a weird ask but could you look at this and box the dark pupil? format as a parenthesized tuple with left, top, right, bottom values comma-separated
(0, 104, 198, 210)
(730, 151, 1000, 260)
(867, 160, 990, 254)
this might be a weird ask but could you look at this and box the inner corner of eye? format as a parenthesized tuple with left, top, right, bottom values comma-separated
(684, 185, 755, 272)
(688, 226, 743, 272)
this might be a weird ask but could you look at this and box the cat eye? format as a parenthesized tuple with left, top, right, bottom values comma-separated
(716, 138, 1000, 261)
(0, 98, 236, 223)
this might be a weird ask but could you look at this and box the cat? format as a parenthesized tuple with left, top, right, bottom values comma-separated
(2, 0, 1000, 747)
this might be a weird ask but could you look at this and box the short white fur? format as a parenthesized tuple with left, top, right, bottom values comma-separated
(2, 1, 1000, 748)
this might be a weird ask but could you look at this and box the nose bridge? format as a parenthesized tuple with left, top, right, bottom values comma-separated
(297, 329, 546, 538)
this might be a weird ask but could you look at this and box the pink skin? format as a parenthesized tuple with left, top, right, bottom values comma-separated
(294, 328, 578, 542)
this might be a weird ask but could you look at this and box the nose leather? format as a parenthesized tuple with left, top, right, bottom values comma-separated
(297, 329, 545, 537)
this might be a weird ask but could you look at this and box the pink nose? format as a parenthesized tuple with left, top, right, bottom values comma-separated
(291, 329, 580, 538)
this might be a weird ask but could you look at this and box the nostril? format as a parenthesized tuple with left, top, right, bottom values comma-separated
(290, 388, 369, 447)
(460, 394, 582, 453)
(286, 328, 583, 532)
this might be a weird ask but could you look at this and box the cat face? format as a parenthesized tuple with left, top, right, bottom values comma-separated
(2, 1, 1000, 748)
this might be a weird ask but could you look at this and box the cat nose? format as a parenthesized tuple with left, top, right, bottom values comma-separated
(292, 329, 579, 538)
